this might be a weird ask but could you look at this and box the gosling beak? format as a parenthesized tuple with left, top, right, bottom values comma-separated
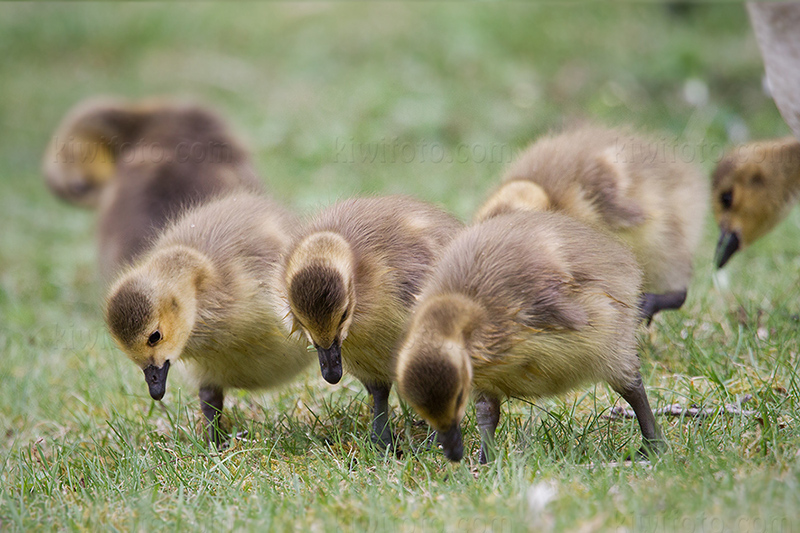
(715, 230, 740, 268)
(316, 343, 343, 384)
(143, 360, 170, 401)
(437, 422, 464, 462)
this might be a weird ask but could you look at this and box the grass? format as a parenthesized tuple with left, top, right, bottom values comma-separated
(1, 2, 799, 531)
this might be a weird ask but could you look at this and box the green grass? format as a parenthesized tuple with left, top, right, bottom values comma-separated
(2, 3, 799, 531)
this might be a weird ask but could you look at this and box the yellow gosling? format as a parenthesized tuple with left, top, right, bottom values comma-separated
(476, 125, 708, 323)
(281, 195, 463, 449)
(106, 192, 312, 447)
(397, 211, 663, 463)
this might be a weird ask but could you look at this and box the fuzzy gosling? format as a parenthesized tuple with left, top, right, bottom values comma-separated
(396, 211, 664, 463)
(711, 137, 800, 267)
(281, 196, 463, 449)
(43, 97, 263, 279)
(106, 192, 312, 446)
(476, 126, 708, 323)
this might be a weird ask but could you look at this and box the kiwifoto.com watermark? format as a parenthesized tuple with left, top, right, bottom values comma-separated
(50, 136, 237, 165)
(335, 135, 800, 167)
(614, 135, 800, 165)
(334, 137, 515, 164)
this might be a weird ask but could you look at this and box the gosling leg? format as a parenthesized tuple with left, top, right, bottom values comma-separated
(638, 290, 687, 325)
(199, 385, 225, 448)
(364, 382, 393, 451)
(614, 373, 664, 458)
(476, 395, 501, 464)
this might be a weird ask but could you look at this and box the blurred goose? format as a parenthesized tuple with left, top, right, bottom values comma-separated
(711, 137, 800, 267)
(476, 125, 708, 323)
(43, 97, 263, 279)
(106, 192, 312, 446)
(396, 211, 663, 463)
(281, 195, 463, 449)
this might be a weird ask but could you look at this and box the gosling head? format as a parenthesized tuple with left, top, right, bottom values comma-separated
(285, 232, 357, 385)
(106, 246, 210, 400)
(43, 99, 130, 208)
(43, 134, 117, 208)
(475, 180, 551, 222)
(712, 139, 800, 267)
(396, 295, 481, 462)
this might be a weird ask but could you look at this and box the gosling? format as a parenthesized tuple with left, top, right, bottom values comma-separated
(711, 137, 800, 267)
(396, 211, 664, 463)
(43, 97, 263, 278)
(106, 192, 313, 446)
(281, 195, 463, 449)
(476, 125, 708, 323)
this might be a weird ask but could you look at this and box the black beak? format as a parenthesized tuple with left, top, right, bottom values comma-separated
(715, 230, 740, 268)
(143, 361, 170, 401)
(316, 343, 342, 384)
(437, 422, 464, 462)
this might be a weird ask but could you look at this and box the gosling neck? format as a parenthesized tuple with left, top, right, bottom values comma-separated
(146, 245, 217, 302)
(476, 180, 551, 221)
(287, 231, 356, 295)
(417, 293, 487, 356)
(77, 104, 144, 154)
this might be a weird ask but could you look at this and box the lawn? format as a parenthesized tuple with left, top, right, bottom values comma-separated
(2, 3, 799, 531)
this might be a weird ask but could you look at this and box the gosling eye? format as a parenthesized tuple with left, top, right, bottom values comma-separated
(339, 309, 349, 326)
(68, 181, 92, 196)
(147, 330, 162, 347)
(750, 171, 765, 186)
(720, 190, 733, 210)
(455, 389, 464, 408)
